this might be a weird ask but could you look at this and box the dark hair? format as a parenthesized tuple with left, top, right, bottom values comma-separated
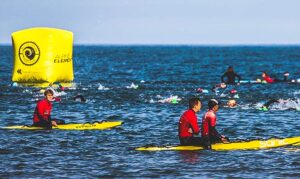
(189, 97, 200, 109)
(208, 99, 219, 109)
(44, 89, 54, 96)
(227, 66, 233, 72)
(73, 94, 86, 102)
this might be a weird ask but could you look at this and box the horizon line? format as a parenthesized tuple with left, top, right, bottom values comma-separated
(1, 43, 300, 46)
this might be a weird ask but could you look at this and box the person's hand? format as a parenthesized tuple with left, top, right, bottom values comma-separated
(51, 121, 58, 127)
(188, 128, 193, 133)
(221, 136, 230, 143)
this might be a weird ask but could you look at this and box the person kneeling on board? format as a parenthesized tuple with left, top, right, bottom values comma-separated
(221, 66, 241, 85)
(202, 99, 229, 149)
(178, 97, 202, 146)
(32, 89, 65, 129)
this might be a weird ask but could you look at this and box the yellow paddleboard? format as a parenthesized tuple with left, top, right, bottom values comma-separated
(136, 136, 300, 151)
(2, 121, 122, 130)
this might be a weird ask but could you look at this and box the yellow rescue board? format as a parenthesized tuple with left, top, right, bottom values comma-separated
(136, 136, 300, 151)
(2, 121, 122, 130)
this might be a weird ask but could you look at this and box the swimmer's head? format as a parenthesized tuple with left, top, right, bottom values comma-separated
(227, 66, 233, 72)
(208, 99, 219, 110)
(171, 98, 178, 104)
(73, 95, 86, 102)
(227, 99, 237, 108)
(261, 106, 268, 111)
(196, 88, 203, 93)
(262, 72, 268, 78)
(230, 89, 237, 94)
(284, 72, 289, 77)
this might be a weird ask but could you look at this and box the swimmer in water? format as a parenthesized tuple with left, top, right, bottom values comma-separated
(73, 94, 86, 102)
(260, 99, 300, 111)
(261, 71, 292, 83)
(211, 83, 227, 92)
(227, 99, 237, 108)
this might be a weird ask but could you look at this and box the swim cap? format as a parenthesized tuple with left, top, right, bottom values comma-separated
(233, 94, 239, 99)
(171, 98, 178, 104)
(227, 99, 236, 107)
(196, 88, 203, 93)
(284, 72, 289, 76)
(230, 89, 237, 94)
(262, 106, 268, 111)
(202, 89, 209, 94)
(208, 99, 219, 109)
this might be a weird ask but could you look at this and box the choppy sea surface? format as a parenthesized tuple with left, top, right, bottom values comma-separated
(0, 45, 299, 178)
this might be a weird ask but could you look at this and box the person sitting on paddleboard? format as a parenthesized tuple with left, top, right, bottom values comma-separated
(202, 99, 229, 149)
(178, 97, 202, 146)
(261, 71, 290, 83)
(221, 66, 241, 85)
(32, 89, 65, 129)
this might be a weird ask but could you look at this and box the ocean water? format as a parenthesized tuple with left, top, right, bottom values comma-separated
(0, 45, 299, 178)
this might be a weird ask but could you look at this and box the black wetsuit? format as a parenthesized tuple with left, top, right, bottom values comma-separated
(221, 71, 241, 85)
(263, 99, 279, 108)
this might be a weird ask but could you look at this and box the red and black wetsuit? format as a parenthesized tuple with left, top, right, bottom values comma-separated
(263, 75, 275, 83)
(201, 110, 222, 149)
(221, 71, 241, 84)
(33, 99, 53, 128)
(178, 109, 201, 145)
(264, 74, 290, 83)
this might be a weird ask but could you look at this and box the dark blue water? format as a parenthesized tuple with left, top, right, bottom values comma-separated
(0, 45, 300, 178)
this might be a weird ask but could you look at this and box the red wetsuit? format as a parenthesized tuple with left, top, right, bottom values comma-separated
(33, 99, 52, 123)
(263, 75, 275, 83)
(201, 110, 222, 140)
(178, 109, 200, 138)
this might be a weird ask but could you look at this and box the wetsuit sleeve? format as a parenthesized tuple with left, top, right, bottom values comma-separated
(209, 114, 216, 127)
(235, 73, 241, 82)
(221, 72, 227, 83)
(190, 115, 200, 135)
(209, 114, 222, 138)
(210, 126, 222, 139)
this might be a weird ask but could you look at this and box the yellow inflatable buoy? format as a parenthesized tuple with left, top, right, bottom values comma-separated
(11, 27, 74, 84)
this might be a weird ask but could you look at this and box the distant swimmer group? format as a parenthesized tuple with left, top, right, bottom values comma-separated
(177, 66, 299, 149)
(219, 66, 298, 84)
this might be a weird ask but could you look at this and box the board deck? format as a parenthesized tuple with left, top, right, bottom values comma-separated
(136, 136, 300, 151)
(2, 121, 123, 130)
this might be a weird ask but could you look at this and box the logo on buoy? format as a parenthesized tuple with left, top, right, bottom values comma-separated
(19, 42, 40, 66)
